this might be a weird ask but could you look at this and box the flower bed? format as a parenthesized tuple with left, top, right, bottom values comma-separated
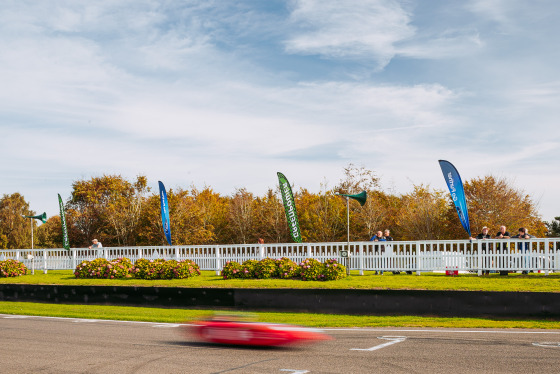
(0, 259, 28, 277)
(221, 257, 346, 281)
(74, 258, 200, 280)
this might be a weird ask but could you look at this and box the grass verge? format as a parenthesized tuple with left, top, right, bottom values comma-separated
(2, 270, 560, 292)
(1, 301, 558, 329)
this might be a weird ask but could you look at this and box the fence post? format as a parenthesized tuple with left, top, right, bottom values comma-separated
(545, 239, 550, 276)
(16, 250, 20, 261)
(415, 242, 421, 276)
(475, 241, 482, 276)
(43, 249, 48, 274)
(176, 247, 180, 261)
(307, 243, 312, 259)
(259, 244, 265, 260)
(359, 243, 364, 276)
(72, 249, 77, 270)
(215, 245, 221, 276)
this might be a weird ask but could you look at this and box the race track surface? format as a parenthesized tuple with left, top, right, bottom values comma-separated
(1, 314, 559, 373)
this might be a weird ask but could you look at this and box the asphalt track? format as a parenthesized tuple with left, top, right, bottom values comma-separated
(1, 314, 559, 373)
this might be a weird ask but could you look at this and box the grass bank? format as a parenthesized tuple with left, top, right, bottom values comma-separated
(1, 270, 560, 292)
(1, 301, 559, 329)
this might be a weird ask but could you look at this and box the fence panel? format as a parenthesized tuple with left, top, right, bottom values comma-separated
(1, 239, 559, 274)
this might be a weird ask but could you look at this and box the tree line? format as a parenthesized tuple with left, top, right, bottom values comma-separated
(0, 165, 557, 249)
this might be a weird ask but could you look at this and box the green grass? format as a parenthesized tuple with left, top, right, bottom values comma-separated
(2, 270, 560, 292)
(1, 301, 559, 329)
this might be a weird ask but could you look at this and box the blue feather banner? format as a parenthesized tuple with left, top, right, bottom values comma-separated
(438, 160, 471, 237)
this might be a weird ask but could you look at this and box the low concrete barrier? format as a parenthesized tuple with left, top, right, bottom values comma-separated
(1, 285, 558, 318)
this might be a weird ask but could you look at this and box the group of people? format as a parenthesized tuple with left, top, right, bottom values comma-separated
(471, 226, 535, 244)
(369, 229, 393, 242)
(471, 226, 536, 275)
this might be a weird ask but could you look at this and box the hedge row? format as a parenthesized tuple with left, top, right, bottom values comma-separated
(74, 258, 200, 280)
(0, 259, 28, 277)
(221, 257, 347, 281)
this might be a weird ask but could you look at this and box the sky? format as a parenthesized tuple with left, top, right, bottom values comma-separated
(1, 0, 559, 223)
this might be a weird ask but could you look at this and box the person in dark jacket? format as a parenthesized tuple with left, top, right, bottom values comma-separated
(513, 228, 535, 274)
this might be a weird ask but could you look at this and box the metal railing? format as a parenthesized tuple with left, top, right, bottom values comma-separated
(1, 238, 559, 276)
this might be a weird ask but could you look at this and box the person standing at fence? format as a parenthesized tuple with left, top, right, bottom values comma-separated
(495, 226, 510, 251)
(471, 227, 491, 275)
(370, 231, 386, 275)
(513, 228, 535, 274)
(88, 239, 102, 250)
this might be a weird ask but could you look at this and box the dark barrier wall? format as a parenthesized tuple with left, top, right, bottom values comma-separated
(1, 285, 559, 318)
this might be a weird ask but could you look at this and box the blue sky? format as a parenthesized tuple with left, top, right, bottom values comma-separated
(1, 0, 559, 223)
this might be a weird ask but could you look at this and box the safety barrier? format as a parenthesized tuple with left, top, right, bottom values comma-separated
(1, 238, 559, 275)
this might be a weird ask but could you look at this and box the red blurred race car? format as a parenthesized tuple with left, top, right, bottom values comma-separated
(187, 315, 332, 347)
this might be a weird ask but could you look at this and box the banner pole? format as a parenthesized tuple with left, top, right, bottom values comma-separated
(346, 197, 350, 275)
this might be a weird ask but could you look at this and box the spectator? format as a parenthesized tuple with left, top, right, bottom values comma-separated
(471, 227, 491, 275)
(383, 229, 401, 275)
(513, 228, 535, 274)
(88, 239, 102, 250)
(383, 229, 393, 241)
(257, 238, 264, 244)
(370, 231, 385, 275)
(495, 225, 511, 275)
(495, 226, 510, 252)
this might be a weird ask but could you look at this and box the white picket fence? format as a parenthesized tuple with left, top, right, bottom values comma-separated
(1, 238, 559, 276)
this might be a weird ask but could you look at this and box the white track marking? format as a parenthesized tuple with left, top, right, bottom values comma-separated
(326, 328, 560, 335)
(532, 342, 560, 348)
(280, 370, 310, 374)
(350, 336, 407, 351)
(2, 315, 560, 336)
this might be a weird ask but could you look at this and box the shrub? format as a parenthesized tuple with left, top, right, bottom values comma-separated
(323, 259, 347, 280)
(275, 257, 298, 279)
(74, 258, 134, 279)
(0, 259, 28, 277)
(134, 258, 166, 280)
(298, 258, 325, 281)
(240, 259, 259, 279)
(253, 258, 277, 279)
(158, 259, 201, 279)
(173, 259, 201, 279)
(221, 261, 242, 279)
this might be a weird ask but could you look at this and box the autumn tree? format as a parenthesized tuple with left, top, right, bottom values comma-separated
(252, 188, 290, 243)
(35, 216, 63, 249)
(0, 193, 34, 249)
(297, 182, 346, 242)
(397, 185, 449, 240)
(226, 188, 255, 244)
(192, 187, 229, 244)
(452, 175, 546, 238)
(67, 175, 149, 246)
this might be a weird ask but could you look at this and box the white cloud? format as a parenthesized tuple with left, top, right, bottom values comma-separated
(285, 0, 414, 68)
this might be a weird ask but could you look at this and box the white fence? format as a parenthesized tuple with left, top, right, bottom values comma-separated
(2, 238, 559, 276)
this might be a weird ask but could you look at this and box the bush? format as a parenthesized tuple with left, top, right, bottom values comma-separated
(275, 257, 298, 279)
(254, 258, 277, 279)
(240, 259, 259, 279)
(133, 258, 166, 280)
(159, 259, 201, 279)
(0, 259, 28, 277)
(221, 261, 242, 279)
(132, 258, 201, 280)
(74, 258, 134, 279)
(323, 259, 347, 280)
(298, 258, 325, 281)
